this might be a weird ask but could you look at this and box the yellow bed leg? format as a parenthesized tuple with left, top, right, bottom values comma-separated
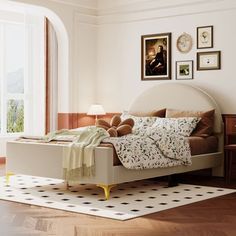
(97, 184, 116, 200)
(6, 172, 14, 185)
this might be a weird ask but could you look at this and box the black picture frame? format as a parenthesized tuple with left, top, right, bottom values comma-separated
(197, 25, 213, 49)
(176, 60, 193, 80)
(197, 51, 221, 70)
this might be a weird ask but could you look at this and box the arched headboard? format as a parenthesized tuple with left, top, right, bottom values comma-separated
(129, 83, 223, 133)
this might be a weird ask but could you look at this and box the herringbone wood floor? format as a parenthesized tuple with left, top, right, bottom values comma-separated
(0, 164, 236, 236)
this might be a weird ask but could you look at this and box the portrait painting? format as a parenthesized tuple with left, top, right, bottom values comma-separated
(141, 33, 171, 80)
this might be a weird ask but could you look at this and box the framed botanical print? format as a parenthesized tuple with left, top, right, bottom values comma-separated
(176, 60, 193, 80)
(197, 51, 221, 70)
(141, 32, 171, 80)
(197, 25, 213, 49)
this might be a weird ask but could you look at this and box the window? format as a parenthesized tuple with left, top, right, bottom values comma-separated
(0, 13, 45, 136)
(0, 23, 25, 135)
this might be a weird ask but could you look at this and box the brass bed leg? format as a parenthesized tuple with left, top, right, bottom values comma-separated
(6, 172, 14, 185)
(97, 184, 116, 200)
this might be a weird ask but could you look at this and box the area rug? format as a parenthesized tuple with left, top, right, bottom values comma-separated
(0, 175, 235, 220)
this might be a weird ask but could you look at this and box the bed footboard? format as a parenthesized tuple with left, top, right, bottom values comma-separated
(6, 142, 115, 184)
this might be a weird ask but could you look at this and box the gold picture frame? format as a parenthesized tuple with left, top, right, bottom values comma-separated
(141, 33, 171, 80)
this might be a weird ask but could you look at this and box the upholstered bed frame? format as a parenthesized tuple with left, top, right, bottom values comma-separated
(6, 82, 224, 199)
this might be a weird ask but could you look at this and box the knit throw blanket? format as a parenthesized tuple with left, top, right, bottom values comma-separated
(44, 126, 109, 182)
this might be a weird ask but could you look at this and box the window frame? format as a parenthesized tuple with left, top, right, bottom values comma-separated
(0, 21, 27, 136)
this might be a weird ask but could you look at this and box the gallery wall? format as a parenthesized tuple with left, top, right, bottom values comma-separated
(95, 0, 236, 114)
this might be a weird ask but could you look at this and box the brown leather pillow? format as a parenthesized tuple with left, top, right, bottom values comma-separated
(166, 109, 215, 137)
(130, 108, 166, 117)
(151, 108, 166, 117)
(191, 110, 215, 137)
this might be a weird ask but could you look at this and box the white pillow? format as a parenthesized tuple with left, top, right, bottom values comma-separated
(151, 117, 201, 137)
(121, 113, 157, 135)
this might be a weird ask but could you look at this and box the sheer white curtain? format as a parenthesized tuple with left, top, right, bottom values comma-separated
(0, 11, 46, 155)
(46, 18, 58, 133)
(24, 12, 45, 135)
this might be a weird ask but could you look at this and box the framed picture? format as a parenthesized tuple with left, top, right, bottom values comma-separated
(176, 60, 193, 80)
(197, 25, 213, 49)
(141, 32, 171, 80)
(197, 51, 221, 70)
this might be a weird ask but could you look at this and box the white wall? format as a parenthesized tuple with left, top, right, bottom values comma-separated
(5, 0, 236, 115)
(96, 1, 236, 114)
(74, 15, 97, 112)
(1, 0, 234, 157)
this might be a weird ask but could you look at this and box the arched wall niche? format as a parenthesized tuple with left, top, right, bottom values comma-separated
(3, 0, 71, 113)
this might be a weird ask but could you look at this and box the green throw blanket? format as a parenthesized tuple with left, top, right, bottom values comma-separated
(45, 126, 109, 182)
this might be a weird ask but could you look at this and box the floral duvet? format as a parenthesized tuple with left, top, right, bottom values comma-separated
(103, 127, 192, 170)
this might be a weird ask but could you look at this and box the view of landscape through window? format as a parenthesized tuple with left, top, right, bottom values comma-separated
(0, 23, 25, 134)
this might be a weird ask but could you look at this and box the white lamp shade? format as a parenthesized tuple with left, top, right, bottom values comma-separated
(87, 104, 106, 115)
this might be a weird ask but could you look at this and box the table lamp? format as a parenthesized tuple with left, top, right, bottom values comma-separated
(87, 104, 106, 123)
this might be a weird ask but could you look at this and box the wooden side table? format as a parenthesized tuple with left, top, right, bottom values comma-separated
(224, 144, 236, 183)
(223, 114, 236, 183)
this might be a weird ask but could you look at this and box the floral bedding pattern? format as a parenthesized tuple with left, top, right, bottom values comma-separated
(121, 113, 158, 135)
(103, 127, 192, 170)
(152, 117, 200, 137)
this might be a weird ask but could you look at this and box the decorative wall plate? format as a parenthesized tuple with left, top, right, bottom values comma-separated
(176, 32, 193, 53)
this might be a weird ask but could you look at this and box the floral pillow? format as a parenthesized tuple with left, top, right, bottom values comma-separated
(121, 113, 158, 135)
(165, 109, 215, 137)
(151, 117, 201, 137)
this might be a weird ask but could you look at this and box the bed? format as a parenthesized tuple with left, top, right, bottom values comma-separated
(6, 82, 224, 199)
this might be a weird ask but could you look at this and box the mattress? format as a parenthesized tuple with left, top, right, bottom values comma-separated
(188, 136, 218, 155)
(15, 135, 218, 166)
(100, 136, 219, 166)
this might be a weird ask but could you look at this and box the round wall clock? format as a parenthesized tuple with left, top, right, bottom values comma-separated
(176, 32, 193, 53)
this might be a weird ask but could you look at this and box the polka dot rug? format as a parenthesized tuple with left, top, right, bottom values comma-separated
(0, 175, 235, 220)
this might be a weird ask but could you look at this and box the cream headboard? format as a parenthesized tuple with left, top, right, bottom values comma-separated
(129, 82, 223, 133)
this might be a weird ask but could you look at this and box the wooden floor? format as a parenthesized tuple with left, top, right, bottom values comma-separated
(0, 164, 236, 236)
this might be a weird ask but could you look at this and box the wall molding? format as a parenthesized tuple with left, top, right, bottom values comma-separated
(74, 0, 236, 25)
(96, 0, 222, 16)
(7, 0, 236, 25)
(49, 0, 97, 10)
(96, 0, 236, 25)
(46, 0, 97, 17)
(75, 12, 97, 25)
